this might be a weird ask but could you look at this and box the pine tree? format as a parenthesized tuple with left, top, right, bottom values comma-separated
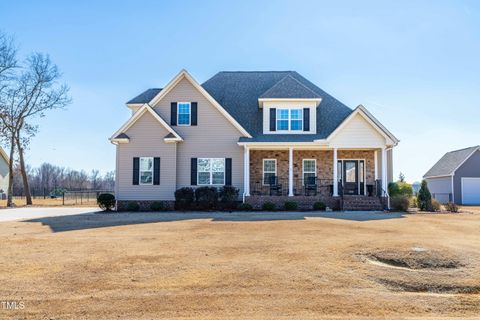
(417, 180, 432, 211)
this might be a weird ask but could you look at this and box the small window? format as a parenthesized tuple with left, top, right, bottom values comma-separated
(139, 157, 153, 185)
(303, 159, 316, 184)
(290, 109, 303, 131)
(276, 109, 289, 130)
(178, 102, 191, 125)
(263, 159, 277, 185)
(198, 158, 225, 185)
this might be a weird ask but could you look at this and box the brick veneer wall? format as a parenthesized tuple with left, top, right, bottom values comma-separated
(249, 149, 376, 193)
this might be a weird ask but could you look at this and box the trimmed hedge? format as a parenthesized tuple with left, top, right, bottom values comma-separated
(218, 186, 239, 210)
(237, 203, 253, 211)
(97, 193, 115, 211)
(175, 187, 195, 210)
(127, 201, 140, 212)
(150, 201, 166, 211)
(195, 186, 218, 210)
(262, 202, 276, 211)
(284, 201, 298, 211)
(313, 201, 326, 211)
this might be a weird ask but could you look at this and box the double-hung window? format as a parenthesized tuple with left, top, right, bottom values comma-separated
(263, 159, 277, 185)
(178, 102, 191, 125)
(276, 108, 303, 131)
(303, 159, 316, 184)
(198, 158, 225, 185)
(139, 157, 153, 185)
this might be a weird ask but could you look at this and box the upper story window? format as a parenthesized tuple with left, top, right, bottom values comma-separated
(178, 102, 191, 125)
(139, 157, 153, 185)
(276, 108, 303, 131)
(198, 158, 225, 185)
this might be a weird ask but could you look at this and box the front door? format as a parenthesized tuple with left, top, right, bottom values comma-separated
(343, 160, 358, 195)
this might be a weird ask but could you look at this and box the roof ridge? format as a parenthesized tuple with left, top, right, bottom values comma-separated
(448, 145, 480, 153)
(218, 71, 295, 73)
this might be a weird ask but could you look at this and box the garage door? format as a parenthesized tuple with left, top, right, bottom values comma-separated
(462, 178, 480, 205)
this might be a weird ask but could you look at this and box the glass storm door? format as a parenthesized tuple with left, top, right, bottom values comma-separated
(343, 160, 359, 195)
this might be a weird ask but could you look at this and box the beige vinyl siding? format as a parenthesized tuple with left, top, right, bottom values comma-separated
(116, 112, 176, 200)
(0, 154, 8, 194)
(152, 78, 244, 194)
(330, 113, 386, 148)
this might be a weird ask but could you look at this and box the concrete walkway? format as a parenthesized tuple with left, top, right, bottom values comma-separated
(0, 207, 99, 222)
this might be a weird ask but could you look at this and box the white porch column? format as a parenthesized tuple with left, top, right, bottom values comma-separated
(244, 146, 250, 196)
(288, 147, 294, 196)
(381, 147, 387, 194)
(333, 148, 338, 196)
(374, 149, 378, 181)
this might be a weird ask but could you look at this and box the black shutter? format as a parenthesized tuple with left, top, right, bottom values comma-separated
(191, 102, 198, 126)
(270, 108, 276, 131)
(153, 157, 160, 185)
(171, 102, 177, 125)
(303, 108, 310, 131)
(191, 158, 197, 185)
(225, 158, 232, 186)
(133, 157, 139, 185)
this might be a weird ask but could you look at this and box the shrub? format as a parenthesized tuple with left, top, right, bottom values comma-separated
(389, 181, 413, 198)
(313, 201, 326, 211)
(218, 186, 239, 210)
(174, 187, 195, 210)
(431, 199, 441, 212)
(284, 201, 298, 211)
(150, 201, 166, 211)
(237, 203, 253, 211)
(417, 180, 433, 211)
(97, 193, 115, 211)
(410, 196, 418, 208)
(195, 186, 218, 210)
(127, 201, 140, 212)
(445, 202, 459, 213)
(262, 202, 276, 211)
(390, 195, 410, 212)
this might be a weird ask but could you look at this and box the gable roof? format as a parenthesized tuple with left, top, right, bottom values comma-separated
(110, 104, 183, 144)
(127, 88, 162, 104)
(202, 71, 353, 141)
(0, 147, 9, 164)
(259, 75, 321, 99)
(424, 146, 480, 178)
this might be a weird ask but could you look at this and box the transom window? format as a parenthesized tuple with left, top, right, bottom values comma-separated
(139, 157, 153, 185)
(276, 108, 303, 131)
(198, 158, 225, 185)
(303, 159, 316, 183)
(263, 159, 277, 185)
(178, 102, 191, 125)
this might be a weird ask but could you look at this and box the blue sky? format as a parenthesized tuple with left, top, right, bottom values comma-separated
(1, 0, 479, 182)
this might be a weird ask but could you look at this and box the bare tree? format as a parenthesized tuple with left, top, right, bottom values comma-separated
(0, 50, 70, 206)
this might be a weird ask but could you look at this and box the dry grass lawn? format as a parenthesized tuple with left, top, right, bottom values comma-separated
(0, 196, 96, 208)
(0, 210, 479, 319)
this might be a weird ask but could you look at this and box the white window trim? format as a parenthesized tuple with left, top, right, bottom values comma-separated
(262, 159, 277, 186)
(302, 159, 317, 184)
(177, 102, 191, 126)
(139, 157, 154, 185)
(197, 158, 226, 186)
(275, 108, 303, 132)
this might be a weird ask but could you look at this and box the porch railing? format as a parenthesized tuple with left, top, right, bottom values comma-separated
(250, 178, 335, 197)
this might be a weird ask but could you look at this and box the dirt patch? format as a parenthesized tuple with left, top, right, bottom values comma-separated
(362, 248, 464, 270)
(377, 278, 480, 294)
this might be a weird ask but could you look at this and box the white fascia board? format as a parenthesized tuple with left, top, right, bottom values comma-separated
(148, 69, 252, 138)
(258, 98, 322, 108)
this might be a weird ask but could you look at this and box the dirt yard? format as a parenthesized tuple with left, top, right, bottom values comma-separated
(0, 210, 479, 319)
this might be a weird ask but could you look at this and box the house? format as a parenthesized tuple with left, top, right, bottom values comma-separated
(111, 70, 399, 210)
(424, 146, 480, 205)
(0, 147, 9, 199)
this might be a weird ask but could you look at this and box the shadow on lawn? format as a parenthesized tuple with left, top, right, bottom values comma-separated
(23, 211, 406, 233)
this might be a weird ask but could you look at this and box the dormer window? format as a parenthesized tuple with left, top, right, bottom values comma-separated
(276, 108, 303, 131)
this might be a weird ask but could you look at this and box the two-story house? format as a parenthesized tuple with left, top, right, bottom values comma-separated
(111, 70, 399, 210)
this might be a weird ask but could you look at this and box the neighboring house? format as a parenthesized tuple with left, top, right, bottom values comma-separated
(0, 147, 9, 199)
(111, 70, 399, 210)
(424, 146, 480, 205)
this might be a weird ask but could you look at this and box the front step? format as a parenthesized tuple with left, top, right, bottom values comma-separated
(342, 196, 385, 211)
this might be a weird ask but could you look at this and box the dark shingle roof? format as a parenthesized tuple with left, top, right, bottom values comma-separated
(164, 133, 176, 139)
(259, 75, 321, 99)
(114, 133, 129, 139)
(127, 71, 353, 142)
(127, 88, 162, 104)
(201, 71, 352, 141)
(424, 146, 480, 177)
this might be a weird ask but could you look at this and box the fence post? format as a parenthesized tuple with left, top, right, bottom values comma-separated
(62, 192, 65, 205)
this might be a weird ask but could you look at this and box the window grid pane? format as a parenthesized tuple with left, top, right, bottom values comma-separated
(303, 160, 316, 173)
(178, 103, 190, 125)
(197, 158, 225, 185)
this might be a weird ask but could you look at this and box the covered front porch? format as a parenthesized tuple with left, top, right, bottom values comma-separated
(242, 147, 389, 209)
